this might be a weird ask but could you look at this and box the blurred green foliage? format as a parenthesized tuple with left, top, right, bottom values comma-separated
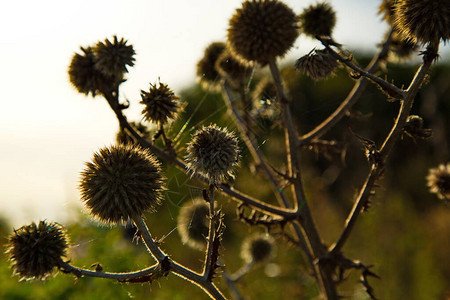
(1, 56, 449, 299)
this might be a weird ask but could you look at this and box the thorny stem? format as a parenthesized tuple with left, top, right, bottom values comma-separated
(330, 44, 438, 256)
(318, 36, 406, 100)
(58, 260, 159, 281)
(133, 216, 226, 300)
(103, 92, 298, 219)
(203, 184, 217, 280)
(299, 30, 393, 144)
(269, 60, 338, 300)
(222, 80, 318, 281)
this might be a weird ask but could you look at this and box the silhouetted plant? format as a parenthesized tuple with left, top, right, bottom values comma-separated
(6, 1, 449, 299)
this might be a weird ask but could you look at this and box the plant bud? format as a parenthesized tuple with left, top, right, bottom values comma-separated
(427, 163, 450, 201)
(140, 82, 180, 125)
(79, 145, 165, 224)
(241, 233, 275, 263)
(403, 115, 432, 140)
(6, 221, 69, 280)
(185, 125, 239, 183)
(227, 0, 299, 65)
(177, 199, 210, 250)
(295, 48, 339, 80)
(299, 2, 336, 38)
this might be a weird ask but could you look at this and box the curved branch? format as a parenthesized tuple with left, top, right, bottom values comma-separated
(299, 30, 394, 145)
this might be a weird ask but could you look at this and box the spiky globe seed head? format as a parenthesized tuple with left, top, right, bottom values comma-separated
(177, 199, 210, 250)
(388, 30, 419, 61)
(393, 0, 450, 45)
(427, 163, 450, 201)
(197, 42, 227, 89)
(140, 82, 180, 125)
(68, 47, 113, 96)
(79, 145, 165, 223)
(6, 221, 69, 280)
(94, 35, 135, 80)
(241, 233, 275, 263)
(295, 48, 339, 80)
(216, 49, 253, 89)
(227, 0, 299, 65)
(379, 0, 396, 24)
(299, 2, 336, 38)
(185, 125, 239, 183)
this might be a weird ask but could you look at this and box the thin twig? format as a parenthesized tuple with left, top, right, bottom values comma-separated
(317, 36, 406, 100)
(299, 30, 394, 145)
(58, 260, 159, 281)
(330, 44, 438, 255)
(203, 184, 217, 280)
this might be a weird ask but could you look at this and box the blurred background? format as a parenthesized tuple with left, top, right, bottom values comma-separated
(0, 0, 449, 299)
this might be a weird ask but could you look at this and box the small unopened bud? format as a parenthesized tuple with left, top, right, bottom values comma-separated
(6, 221, 69, 280)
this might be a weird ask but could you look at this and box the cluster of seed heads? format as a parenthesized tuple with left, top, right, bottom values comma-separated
(68, 36, 135, 96)
(79, 145, 165, 224)
(6, 221, 69, 280)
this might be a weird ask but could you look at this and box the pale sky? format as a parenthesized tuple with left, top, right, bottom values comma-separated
(1, 0, 448, 227)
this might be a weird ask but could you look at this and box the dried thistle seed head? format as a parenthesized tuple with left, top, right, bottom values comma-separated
(299, 2, 336, 38)
(177, 199, 209, 250)
(241, 233, 275, 263)
(185, 125, 240, 183)
(388, 30, 419, 61)
(379, 0, 396, 24)
(427, 163, 450, 201)
(403, 115, 432, 140)
(140, 82, 180, 125)
(6, 221, 69, 280)
(251, 78, 280, 120)
(197, 42, 227, 89)
(116, 121, 151, 145)
(227, 0, 299, 65)
(215, 49, 253, 89)
(94, 35, 135, 80)
(393, 0, 450, 45)
(79, 145, 165, 224)
(68, 46, 114, 96)
(295, 48, 339, 80)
